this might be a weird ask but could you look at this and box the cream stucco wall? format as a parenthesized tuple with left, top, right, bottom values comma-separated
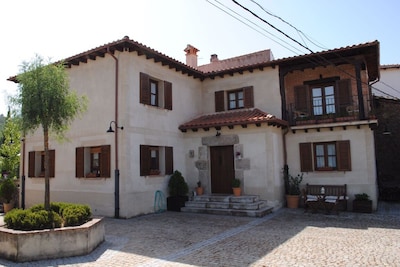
(285, 124, 378, 210)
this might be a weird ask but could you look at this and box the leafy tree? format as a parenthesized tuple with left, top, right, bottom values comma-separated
(14, 54, 87, 210)
(0, 109, 21, 178)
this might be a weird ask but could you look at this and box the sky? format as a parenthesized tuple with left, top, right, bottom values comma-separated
(1, 0, 399, 116)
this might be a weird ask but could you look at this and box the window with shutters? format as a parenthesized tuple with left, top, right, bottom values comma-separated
(293, 78, 353, 119)
(299, 140, 351, 172)
(28, 150, 55, 178)
(140, 145, 173, 176)
(140, 72, 172, 110)
(215, 86, 254, 112)
(75, 145, 111, 178)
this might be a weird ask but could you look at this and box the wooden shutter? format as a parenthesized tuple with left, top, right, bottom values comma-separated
(336, 79, 352, 114)
(215, 91, 225, 112)
(165, 146, 173, 175)
(243, 86, 254, 108)
(140, 145, 151, 176)
(76, 147, 84, 178)
(164, 81, 172, 110)
(28, 151, 35, 177)
(337, 140, 351, 171)
(294, 85, 309, 113)
(100, 145, 111, 177)
(299, 143, 313, 172)
(140, 72, 150, 105)
(49, 150, 55, 177)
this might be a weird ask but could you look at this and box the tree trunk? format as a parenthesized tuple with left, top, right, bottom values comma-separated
(44, 128, 50, 211)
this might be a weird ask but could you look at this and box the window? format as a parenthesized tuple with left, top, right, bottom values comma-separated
(294, 79, 352, 117)
(28, 150, 55, 178)
(215, 86, 254, 112)
(76, 145, 110, 178)
(299, 140, 351, 172)
(140, 72, 172, 110)
(140, 145, 173, 176)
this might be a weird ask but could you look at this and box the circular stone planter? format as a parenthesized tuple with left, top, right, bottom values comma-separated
(0, 217, 104, 262)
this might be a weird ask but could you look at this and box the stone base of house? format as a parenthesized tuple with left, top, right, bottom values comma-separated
(0, 217, 104, 262)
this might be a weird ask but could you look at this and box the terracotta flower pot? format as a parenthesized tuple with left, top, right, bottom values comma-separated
(232, 187, 241, 196)
(3, 202, 14, 213)
(286, 195, 300, 208)
(196, 187, 204, 196)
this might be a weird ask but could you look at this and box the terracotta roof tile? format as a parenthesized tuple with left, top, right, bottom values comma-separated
(179, 108, 287, 132)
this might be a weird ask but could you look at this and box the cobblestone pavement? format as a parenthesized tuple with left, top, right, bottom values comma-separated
(0, 206, 399, 267)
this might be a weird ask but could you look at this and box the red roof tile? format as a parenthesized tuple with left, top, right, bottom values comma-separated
(179, 108, 287, 132)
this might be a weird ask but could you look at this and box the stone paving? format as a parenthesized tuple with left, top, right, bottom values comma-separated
(0, 205, 399, 267)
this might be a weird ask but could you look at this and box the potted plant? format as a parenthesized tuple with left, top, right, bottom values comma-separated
(166, 170, 189, 211)
(0, 178, 17, 213)
(232, 178, 241, 196)
(196, 181, 203, 196)
(285, 173, 303, 209)
(353, 193, 372, 213)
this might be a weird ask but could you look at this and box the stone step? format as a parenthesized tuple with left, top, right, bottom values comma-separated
(181, 205, 273, 218)
(185, 200, 268, 210)
(194, 194, 260, 203)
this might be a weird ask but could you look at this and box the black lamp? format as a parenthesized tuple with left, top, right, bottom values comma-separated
(107, 121, 124, 133)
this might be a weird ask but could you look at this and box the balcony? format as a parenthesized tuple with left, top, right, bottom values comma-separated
(286, 96, 375, 127)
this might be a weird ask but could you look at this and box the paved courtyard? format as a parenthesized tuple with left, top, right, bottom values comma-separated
(0, 206, 399, 267)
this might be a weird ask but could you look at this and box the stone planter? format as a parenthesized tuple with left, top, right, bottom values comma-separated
(0, 217, 104, 262)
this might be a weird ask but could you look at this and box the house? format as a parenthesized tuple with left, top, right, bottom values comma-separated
(11, 36, 380, 217)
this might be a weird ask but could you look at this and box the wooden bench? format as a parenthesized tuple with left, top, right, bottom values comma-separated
(303, 184, 348, 214)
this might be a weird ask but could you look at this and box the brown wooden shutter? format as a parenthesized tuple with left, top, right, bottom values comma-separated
(215, 91, 225, 112)
(165, 146, 173, 175)
(337, 140, 351, 171)
(140, 72, 150, 105)
(299, 143, 313, 172)
(101, 145, 111, 177)
(336, 79, 352, 114)
(49, 150, 55, 177)
(76, 147, 84, 178)
(164, 81, 172, 110)
(28, 151, 35, 177)
(294, 85, 309, 113)
(140, 145, 150, 176)
(243, 86, 254, 108)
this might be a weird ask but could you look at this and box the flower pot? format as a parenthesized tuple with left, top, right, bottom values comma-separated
(232, 187, 241, 197)
(3, 202, 14, 213)
(286, 195, 300, 209)
(353, 199, 372, 213)
(196, 187, 204, 196)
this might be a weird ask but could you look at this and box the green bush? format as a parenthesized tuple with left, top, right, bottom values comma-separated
(4, 202, 91, 231)
(168, 170, 189, 196)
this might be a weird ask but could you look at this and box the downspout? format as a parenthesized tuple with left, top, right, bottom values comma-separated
(21, 137, 26, 209)
(107, 47, 120, 218)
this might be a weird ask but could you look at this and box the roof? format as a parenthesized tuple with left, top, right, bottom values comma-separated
(178, 108, 288, 132)
(197, 49, 273, 73)
(7, 37, 380, 83)
(381, 64, 400, 70)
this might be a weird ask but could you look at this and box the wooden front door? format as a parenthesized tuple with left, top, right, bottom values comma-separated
(210, 146, 234, 194)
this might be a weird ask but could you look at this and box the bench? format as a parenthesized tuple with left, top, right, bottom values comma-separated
(303, 184, 348, 214)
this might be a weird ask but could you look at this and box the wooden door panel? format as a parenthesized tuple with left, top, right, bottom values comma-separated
(210, 146, 234, 194)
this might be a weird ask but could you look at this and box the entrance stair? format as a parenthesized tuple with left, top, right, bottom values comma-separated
(181, 194, 273, 217)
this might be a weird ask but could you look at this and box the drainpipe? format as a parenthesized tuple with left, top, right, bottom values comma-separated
(21, 137, 26, 209)
(107, 47, 120, 219)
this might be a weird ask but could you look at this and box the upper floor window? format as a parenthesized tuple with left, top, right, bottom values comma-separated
(215, 86, 254, 112)
(140, 72, 172, 110)
(28, 150, 55, 178)
(299, 140, 351, 172)
(312, 85, 335, 116)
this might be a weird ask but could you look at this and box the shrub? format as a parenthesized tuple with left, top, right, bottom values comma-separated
(4, 202, 91, 231)
(168, 170, 189, 196)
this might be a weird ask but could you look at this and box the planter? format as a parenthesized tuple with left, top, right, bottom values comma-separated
(0, 217, 104, 262)
(3, 202, 14, 213)
(232, 187, 241, 197)
(353, 199, 372, 213)
(196, 187, 204, 196)
(286, 195, 300, 209)
(167, 196, 189, 212)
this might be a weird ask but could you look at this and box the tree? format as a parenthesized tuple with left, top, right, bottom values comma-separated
(14, 55, 87, 210)
(0, 109, 21, 178)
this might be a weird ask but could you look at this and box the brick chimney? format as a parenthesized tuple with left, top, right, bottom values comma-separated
(210, 54, 219, 63)
(184, 44, 199, 68)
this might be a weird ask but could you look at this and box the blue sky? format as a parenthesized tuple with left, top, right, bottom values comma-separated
(1, 0, 399, 116)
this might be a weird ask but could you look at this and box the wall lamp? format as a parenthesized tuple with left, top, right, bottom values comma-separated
(216, 131, 221, 137)
(107, 121, 124, 133)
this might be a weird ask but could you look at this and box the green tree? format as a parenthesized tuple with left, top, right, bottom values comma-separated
(14, 55, 87, 210)
(0, 109, 21, 178)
